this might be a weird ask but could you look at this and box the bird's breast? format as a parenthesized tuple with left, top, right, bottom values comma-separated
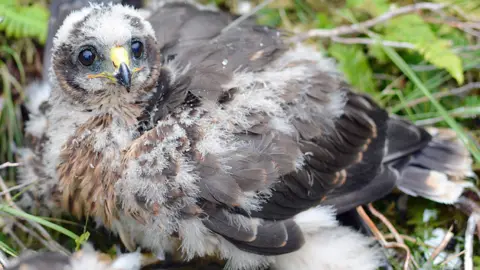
(56, 114, 130, 227)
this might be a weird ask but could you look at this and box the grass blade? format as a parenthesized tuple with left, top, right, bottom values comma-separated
(377, 36, 480, 162)
(0, 204, 80, 241)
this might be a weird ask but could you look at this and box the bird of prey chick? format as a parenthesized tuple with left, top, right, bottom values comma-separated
(16, 1, 475, 270)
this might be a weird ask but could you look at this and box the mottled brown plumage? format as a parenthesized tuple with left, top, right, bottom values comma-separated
(57, 114, 118, 225)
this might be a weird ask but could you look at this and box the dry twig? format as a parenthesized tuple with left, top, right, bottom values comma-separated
(402, 82, 480, 108)
(383, 242, 412, 270)
(0, 180, 36, 197)
(289, 2, 446, 43)
(13, 220, 70, 255)
(357, 206, 416, 270)
(414, 107, 479, 126)
(384, 234, 437, 249)
(330, 37, 416, 49)
(0, 163, 20, 170)
(221, 0, 275, 34)
(356, 206, 387, 244)
(2, 223, 26, 251)
(441, 250, 465, 266)
(368, 203, 404, 245)
(464, 214, 478, 270)
(0, 174, 69, 254)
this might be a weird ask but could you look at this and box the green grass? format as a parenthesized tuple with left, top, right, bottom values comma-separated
(0, 0, 479, 268)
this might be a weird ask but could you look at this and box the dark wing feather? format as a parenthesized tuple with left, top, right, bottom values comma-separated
(321, 111, 430, 213)
(226, 219, 305, 256)
(244, 92, 389, 220)
(383, 115, 432, 164)
(322, 164, 398, 214)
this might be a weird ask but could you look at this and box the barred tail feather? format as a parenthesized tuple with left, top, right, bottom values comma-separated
(395, 127, 476, 204)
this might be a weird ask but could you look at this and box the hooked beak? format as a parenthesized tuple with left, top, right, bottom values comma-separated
(110, 47, 132, 91)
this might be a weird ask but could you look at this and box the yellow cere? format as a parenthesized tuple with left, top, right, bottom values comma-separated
(110, 46, 130, 68)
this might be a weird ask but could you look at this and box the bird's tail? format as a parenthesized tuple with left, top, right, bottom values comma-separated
(386, 117, 477, 204)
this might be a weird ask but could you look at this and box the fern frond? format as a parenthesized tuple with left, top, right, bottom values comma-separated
(383, 14, 464, 84)
(0, 1, 49, 44)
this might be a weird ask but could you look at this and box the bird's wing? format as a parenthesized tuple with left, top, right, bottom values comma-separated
(122, 3, 394, 256)
(241, 92, 390, 221)
(324, 114, 476, 211)
(319, 115, 425, 214)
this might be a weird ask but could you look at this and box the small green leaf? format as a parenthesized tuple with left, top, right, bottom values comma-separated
(75, 231, 91, 251)
(416, 40, 464, 84)
(315, 12, 335, 29)
(368, 44, 389, 64)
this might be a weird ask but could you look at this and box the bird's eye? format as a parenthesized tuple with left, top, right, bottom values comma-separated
(131, 40, 144, 59)
(78, 49, 96, 66)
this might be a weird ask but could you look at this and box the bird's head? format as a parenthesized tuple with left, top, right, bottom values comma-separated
(50, 3, 160, 109)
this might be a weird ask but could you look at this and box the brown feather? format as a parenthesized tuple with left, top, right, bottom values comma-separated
(57, 114, 119, 226)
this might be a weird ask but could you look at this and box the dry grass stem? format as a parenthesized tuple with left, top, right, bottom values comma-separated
(441, 250, 465, 266)
(0, 163, 20, 170)
(330, 37, 416, 49)
(221, 0, 275, 34)
(456, 196, 480, 240)
(0, 176, 15, 205)
(427, 225, 454, 263)
(0, 174, 68, 254)
(384, 242, 412, 270)
(464, 214, 478, 270)
(0, 180, 36, 197)
(357, 206, 417, 269)
(368, 203, 405, 245)
(384, 234, 437, 249)
(403, 82, 480, 108)
(13, 220, 70, 254)
(356, 206, 387, 244)
(2, 223, 26, 251)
